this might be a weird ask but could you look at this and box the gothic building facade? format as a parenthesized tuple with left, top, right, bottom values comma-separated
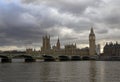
(41, 35, 52, 54)
(103, 42, 120, 56)
(26, 28, 97, 56)
(64, 44, 77, 55)
(41, 35, 51, 51)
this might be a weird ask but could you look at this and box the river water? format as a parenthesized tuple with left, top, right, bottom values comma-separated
(0, 61, 120, 82)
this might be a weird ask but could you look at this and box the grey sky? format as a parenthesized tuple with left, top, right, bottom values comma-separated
(0, 0, 120, 51)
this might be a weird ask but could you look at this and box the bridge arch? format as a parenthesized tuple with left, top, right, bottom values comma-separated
(13, 55, 36, 62)
(0, 55, 11, 63)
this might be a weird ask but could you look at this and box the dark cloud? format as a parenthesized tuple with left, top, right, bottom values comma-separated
(22, 0, 102, 15)
(96, 28, 108, 34)
(0, 0, 120, 50)
(0, 1, 45, 47)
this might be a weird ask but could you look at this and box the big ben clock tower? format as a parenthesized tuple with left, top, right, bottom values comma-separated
(89, 27, 96, 55)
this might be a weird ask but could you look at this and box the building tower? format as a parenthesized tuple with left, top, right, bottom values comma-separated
(96, 44, 101, 55)
(89, 27, 96, 55)
(56, 38, 60, 50)
(41, 35, 51, 51)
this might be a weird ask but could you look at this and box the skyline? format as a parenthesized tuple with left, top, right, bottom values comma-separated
(0, 0, 120, 51)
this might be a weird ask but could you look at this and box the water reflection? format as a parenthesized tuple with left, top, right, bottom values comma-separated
(39, 62, 79, 82)
(39, 62, 90, 82)
(0, 61, 120, 82)
(40, 62, 60, 81)
(89, 61, 96, 82)
(99, 61, 105, 82)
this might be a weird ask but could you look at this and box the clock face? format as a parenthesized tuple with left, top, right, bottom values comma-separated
(89, 37, 92, 39)
(89, 36, 95, 40)
(93, 36, 95, 39)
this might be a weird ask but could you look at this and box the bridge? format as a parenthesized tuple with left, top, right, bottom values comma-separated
(0, 53, 100, 63)
(0, 53, 41, 63)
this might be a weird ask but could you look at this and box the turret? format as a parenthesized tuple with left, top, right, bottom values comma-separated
(56, 38, 60, 50)
(41, 35, 51, 51)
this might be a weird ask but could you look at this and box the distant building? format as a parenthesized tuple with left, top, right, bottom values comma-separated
(26, 48, 40, 55)
(52, 38, 61, 50)
(41, 35, 51, 50)
(41, 35, 51, 54)
(89, 27, 96, 55)
(96, 44, 101, 55)
(26, 28, 97, 56)
(56, 38, 60, 50)
(26, 48, 33, 54)
(80, 47, 89, 56)
(65, 44, 77, 55)
(52, 38, 64, 55)
(103, 42, 120, 56)
(39, 34, 90, 56)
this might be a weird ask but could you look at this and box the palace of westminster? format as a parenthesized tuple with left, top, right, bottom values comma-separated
(26, 28, 120, 56)
(26, 28, 100, 56)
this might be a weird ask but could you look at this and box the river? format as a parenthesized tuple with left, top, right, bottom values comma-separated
(0, 61, 120, 82)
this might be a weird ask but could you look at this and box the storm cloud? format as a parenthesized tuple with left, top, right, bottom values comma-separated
(0, 0, 120, 51)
